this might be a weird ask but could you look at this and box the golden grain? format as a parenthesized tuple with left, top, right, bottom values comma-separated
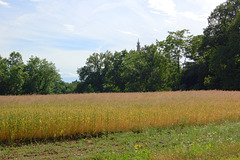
(0, 91, 239, 142)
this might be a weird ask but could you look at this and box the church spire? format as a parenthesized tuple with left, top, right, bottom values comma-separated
(137, 39, 140, 51)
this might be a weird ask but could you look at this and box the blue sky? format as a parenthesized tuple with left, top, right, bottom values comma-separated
(0, 0, 226, 82)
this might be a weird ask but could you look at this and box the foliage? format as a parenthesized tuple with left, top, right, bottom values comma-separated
(209, 12, 240, 90)
(76, 51, 115, 93)
(53, 80, 78, 94)
(181, 0, 240, 90)
(76, 30, 192, 93)
(0, 56, 9, 95)
(0, 52, 26, 95)
(23, 56, 61, 94)
(0, 52, 62, 95)
(76, 0, 239, 93)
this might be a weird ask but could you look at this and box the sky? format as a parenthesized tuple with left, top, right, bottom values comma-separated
(0, 0, 226, 82)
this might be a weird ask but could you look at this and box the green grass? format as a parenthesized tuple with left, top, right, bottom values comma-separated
(1, 121, 239, 159)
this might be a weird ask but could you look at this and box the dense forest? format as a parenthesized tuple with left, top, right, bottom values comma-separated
(0, 0, 239, 95)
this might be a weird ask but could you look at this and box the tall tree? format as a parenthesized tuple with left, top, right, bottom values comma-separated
(200, 0, 240, 90)
(163, 29, 192, 74)
(7, 52, 26, 95)
(202, 0, 240, 50)
(0, 56, 9, 95)
(122, 44, 171, 92)
(104, 50, 127, 92)
(23, 56, 61, 94)
(209, 12, 240, 90)
(180, 35, 209, 90)
(157, 29, 192, 90)
(76, 51, 113, 92)
(121, 50, 148, 92)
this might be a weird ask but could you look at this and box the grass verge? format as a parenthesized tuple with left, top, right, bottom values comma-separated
(1, 121, 239, 160)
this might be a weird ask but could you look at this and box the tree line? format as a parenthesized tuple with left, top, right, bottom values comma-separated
(0, 0, 239, 95)
(75, 30, 198, 93)
(76, 0, 240, 93)
(0, 52, 77, 95)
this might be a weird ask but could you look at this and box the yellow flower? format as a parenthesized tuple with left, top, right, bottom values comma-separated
(135, 144, 142, 150)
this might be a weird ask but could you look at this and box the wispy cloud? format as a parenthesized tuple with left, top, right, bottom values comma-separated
(0, 0, 227, 82)
(64, 24, 75, 32)
(186, 0, 226, 11)
(179, 11, 206, 22)
(0, 0, 9, 6)
(91, 2, 122, 15)
(30, 0, 44, 2)
(148, 0, 177, 17)
(117, 30, 139, 38)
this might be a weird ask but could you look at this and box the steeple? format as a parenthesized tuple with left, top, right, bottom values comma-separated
(137, 39, 140, 51)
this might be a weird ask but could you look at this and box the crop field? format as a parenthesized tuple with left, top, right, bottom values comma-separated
(0, 91, 240, 159)
(0, 91, 239, 143)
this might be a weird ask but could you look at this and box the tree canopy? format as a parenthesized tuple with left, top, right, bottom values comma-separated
(76, 0, 240, 93)
(0, 52, 62, 95)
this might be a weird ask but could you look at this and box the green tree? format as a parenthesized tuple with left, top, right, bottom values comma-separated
(209, 12, 240, 90)
(76, 51, 113, 93)
(53, 80, 67, 94)
(200, 0, 240, 90)
(157, 30, 192, 90)
(180, 35, 210, 90)
(0, 52, 28, 95)
(122, 44, 171, 92)
(104, 50, 128, 92)
(163, 29, 192, 74)
(186, 35, 204, 61)
(121, 50, 148, 92)
(23, 56, 61, 94)
(7, 52, 27, 95)
(53, 80, 78, 94)
(202, 0, 240, 50)
(0, 56, 9, 95)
